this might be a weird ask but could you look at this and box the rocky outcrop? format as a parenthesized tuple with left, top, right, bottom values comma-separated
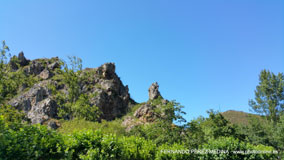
(83, 63, 131, 120)
(122, 82, 169, 131)
(5, 52, 177, 132)
(18, 52, 30, 66)
(8, 54, 61, 124)
(48, 61, 60, 70)
(134, 103, 157, 122)
(40, 69, 52, 80)
(9, 52, 30, 71)
(9, 60, 132, 123)
(23, 57, 60, 76)
(122, 116, 142, 132)
(148, 82, 162, 100)
(9, 81, 58, 124)
(96, 63, 116, 79)
(6, 49, 139, 125)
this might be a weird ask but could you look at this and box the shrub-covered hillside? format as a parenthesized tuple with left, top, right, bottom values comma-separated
(0, 41, 284, 159)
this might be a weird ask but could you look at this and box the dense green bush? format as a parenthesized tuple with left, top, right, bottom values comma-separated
(1, 115, 278, 160)
(156, 143, 196, 160)
(119, 136, 156, 160)
(200, 137, 277, 160)
(0, 117, 65, 160)
(66, 130, 156, 160)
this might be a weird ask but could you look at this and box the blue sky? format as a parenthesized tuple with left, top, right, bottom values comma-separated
(1, 0, 283, 121)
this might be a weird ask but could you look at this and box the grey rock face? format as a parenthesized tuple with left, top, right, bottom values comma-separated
(148, 82, 162, 100)
(134, 104, 152, 118)
(48, 61, 60, 70)
(96, 63, 116, 79)
(9, 52, 30, 71)
(27, 98, 58, 124)
(83, 63, 131, 120)
(122, 116, 142, 132)
(23, 57, 60, 76)
(40, 69, 52, 80)
(9, 59, 133, 123)
(9, 81, 58, 124)
(23, 60, 45, 75)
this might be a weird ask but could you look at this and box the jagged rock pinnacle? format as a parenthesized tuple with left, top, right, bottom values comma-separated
(148, 82, 162, 100)
(18, 51, 30, 66)
(97, 63, 116, 79)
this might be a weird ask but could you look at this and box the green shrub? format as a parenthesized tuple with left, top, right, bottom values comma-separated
(119, 136, 156, 160)
(200, 137, 277, 160)
(0, 120, 65, 160)
(78, 134, 122, 160)
(156, 143, 196, 160)
(72, 94, 101, 121)
(65, 130, 104, 159)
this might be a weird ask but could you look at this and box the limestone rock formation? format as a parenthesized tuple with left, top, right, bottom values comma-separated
(9, 52, 30, 71)
(83, 63, 131, 120)
(48, 60, 60, 70)
(23, 57, 60, 76)
(9, 81, 58, 124)
(148, 82, 162, 100)
(7, 54, 136, 125)
(122, 82, 170, 131)
(122, 116, 142, 132)
(134, 103, 157, 122)
(40, 69, 52, 80)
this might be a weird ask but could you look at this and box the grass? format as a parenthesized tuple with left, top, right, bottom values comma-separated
(221, 110, 263, 126)
(57, 118, 127, 136)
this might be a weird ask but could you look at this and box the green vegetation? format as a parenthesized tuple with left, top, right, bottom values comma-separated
(221, 110, 262, 126)
(62, 56, 83, 103)
(50, 56, 101, 121)
(0, 41, 38, 103)
(58, 119, 126, 136)
(0, 116, 278, 160)
(249, 69, 284, 124)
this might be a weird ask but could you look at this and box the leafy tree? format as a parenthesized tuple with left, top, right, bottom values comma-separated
(183, 110, 245, 149)
(62, 56, 83, 103)
(72, 94, 101, 121)
(249, 70, 284, 123)
(150, 97, 186, 124)
(56, 56, 101, 121)
(275, 114, 284, 150)
(0, 41, 11, 103)
(198, 110, 238, 141)
(184, 117, 206, 148)
(0, 40, 10, 68)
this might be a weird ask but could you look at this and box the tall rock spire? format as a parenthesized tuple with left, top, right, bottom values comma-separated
(148, 82, 162, 100)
